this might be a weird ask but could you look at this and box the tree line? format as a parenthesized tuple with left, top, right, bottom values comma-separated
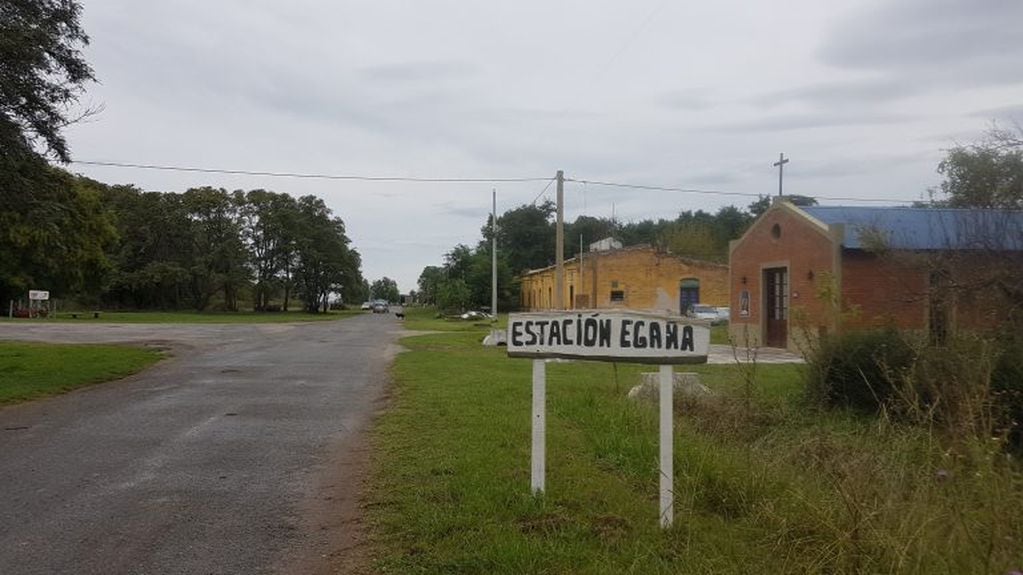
(1, 168, 367, 312)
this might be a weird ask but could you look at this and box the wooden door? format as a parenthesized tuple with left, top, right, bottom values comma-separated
(764, 267, 788, 348)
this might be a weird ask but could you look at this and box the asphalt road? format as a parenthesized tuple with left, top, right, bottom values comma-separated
(0, 313, 404, 575)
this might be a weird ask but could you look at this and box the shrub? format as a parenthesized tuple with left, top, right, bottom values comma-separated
(805, 328, 915, 412)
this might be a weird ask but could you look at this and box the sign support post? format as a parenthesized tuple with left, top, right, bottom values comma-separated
(508, 310, 709, 528)
(659, 364, 674, 528)
(531, 359, 546, 494)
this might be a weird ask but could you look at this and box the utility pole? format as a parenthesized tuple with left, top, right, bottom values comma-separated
(554, 170, 565, 309)
(773, 153, 789, 196)
(491, 188, 498, 320)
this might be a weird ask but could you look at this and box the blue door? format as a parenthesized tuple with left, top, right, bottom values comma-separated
(679, 278, 699, 315)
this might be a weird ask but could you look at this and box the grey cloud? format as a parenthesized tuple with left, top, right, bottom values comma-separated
(358, 60, 478, 83)
(795, 152, 935, 179)
(821, 0, 1023, 74)
(755, 1, 1023, 110)
(970, 104, 1023, 123)
(752, 77, 917, 108)
(713, 111, 915, 133)
(658, 89, 716, 111)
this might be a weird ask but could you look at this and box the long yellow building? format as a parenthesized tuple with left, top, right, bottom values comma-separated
(519, 245, 728, 314)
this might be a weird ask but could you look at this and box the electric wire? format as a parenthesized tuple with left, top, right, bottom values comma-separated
(72, 160, 925, 205)
(531, 177, 556, 205)
(565, 178, 921, 205)
(71, 160, 552, 184)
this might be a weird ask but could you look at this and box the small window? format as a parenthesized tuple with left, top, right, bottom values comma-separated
(610, 290, 625, 303)
(611, 280, 620, 289)
(771, 223, 781, 239)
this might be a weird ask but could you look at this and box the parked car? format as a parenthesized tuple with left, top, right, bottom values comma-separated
(360, 301, 372, 310)
(372, 301, 389, 313)
(459, 310, 492, 320)
(691, 305, 729, 325)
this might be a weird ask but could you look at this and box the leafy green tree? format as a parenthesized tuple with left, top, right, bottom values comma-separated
(99, 186, 194, 309)
(238, 189, 297, 311)
(493, 201, 556, 273)
(436, 278, 471, 312)
(938, 125, 1023, 208)
(0, 168, 115, 305)
(182, 187, 247, 311)
(1, 0, 96, 164)
(417, 265, 444, 305)
(291, 195, 362, 313)
(370, 277, 400, 302)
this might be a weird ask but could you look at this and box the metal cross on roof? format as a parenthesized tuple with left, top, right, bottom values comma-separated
(773, 153, 789, 196)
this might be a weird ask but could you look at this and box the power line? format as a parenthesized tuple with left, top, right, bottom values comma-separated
(531, 177, 556, 205)
(565, 177, 920, 204)
(71, 159, 923, 204)
(71, 160, 552, 184)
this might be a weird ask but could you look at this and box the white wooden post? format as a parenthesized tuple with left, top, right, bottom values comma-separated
(531, 359, 546, 494)
(659, 364, 674, 528)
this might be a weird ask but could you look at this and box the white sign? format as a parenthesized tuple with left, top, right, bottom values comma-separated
(507, 310, 710, 364)
(28, 290, 50, 301)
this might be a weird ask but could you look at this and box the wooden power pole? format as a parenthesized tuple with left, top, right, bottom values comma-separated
(554, 170, 565, 309)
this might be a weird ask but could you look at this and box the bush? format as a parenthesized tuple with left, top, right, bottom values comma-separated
(805, 328, 915, 412)
(993, 330, 1023, 451)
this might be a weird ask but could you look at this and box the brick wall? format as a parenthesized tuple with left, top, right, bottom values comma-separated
(728, 202, 838, 349)
(520, 246, 728, 313)
(840, 250, 928, 330)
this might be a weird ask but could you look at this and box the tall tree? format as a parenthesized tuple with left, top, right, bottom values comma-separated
(0, 168, 115, 305)
(182, 187, 247, 311)
(370, 277, 400, 302)
(493, 201, 556, 273)
(238, 189, 296, 311)
(938, 125, 1023, 209)
(417, 266, 444, 305)
(291, 195, 362, 313)
(1, 0, 96, 163)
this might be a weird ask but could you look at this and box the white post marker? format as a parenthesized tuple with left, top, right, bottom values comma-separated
(659, 364, 674, 528)
(531, 359, 546, 494)
(508, 309, 709, 528)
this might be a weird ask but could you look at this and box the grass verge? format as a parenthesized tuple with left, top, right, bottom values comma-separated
(365, 309, 1023, 573)
(0, 341, 163, 404)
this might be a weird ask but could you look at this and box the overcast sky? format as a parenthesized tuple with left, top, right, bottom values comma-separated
(65, 0, 1023, 293)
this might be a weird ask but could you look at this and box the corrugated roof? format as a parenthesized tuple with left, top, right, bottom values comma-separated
(800, 206, 1023, 250)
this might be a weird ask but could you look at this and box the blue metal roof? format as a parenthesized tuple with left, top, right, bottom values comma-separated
(800, 206, 1023, 250)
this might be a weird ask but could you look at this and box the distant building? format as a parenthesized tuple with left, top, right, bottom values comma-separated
(588, 237, 623, 252)
(728, 200, 1023, 350)
(520, 244, 728, 314)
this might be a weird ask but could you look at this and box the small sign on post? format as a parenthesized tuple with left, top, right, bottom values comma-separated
(28, 290, 50, 301)
(508, 310, 710, 528)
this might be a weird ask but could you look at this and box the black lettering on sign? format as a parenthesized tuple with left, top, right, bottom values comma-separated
(535, 320, 549, 345)
(575, 315, 582, 346)
(681, 325, 694, 351)
(562, 319, 573, 345)
(650, 322, 662, 349)
(633, 320, 647, 348)
(524, 321, 537, 345)
(620, 319, 632, 348)
(583, 318, 598, 346)
(549, 320, 561, 345)
(666, 323, 679, 349)
(511, 322, 523, 346)
(598, 319, 612, 347)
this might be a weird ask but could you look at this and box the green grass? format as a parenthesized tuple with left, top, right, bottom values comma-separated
(366, 312, 1023, 573)
(2, 309, 363, 324)
(0, 342, 163, 404)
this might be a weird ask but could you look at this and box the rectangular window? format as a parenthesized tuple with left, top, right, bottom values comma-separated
(610, 290, 625, 303)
